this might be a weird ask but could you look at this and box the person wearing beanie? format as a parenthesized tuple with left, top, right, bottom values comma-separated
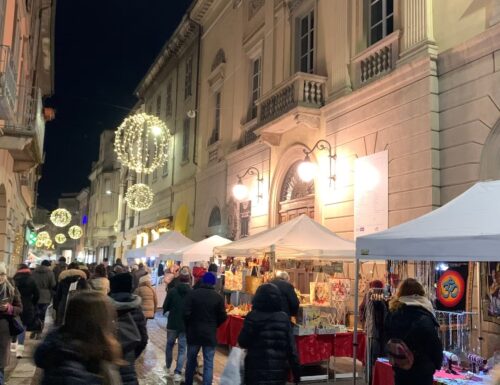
(208, 264, 224, 296)
(184, 272, 227, 385)
(109, 273, 148, 385)
(134, 274, 157, 320)
(162, 271, 192, 381)
(0, 262, 22, 377)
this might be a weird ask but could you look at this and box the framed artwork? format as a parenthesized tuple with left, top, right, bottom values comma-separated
(435, 262, 474, 313)
(330, 278, 351, 302)
(310, 282, 331, 306)
(481, 262, 500, 325)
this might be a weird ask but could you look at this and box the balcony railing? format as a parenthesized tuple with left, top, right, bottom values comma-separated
(256, 72, 326, 126)
(0, 45, 17, 121)
(351, 31, 400, 88)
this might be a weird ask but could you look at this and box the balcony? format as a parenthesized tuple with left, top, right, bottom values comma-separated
(0, 88, 45, 172)
(0, 45, 17, 121)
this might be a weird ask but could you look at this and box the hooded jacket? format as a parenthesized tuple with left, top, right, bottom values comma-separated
(238, 283, 300, 385)
(34, 329, 108, 385)
(134, 275, 157, 319)
(13, 269, 40, 327)
(109, 292, 148, 385)
(384, 297, 443, 385)
(32, 265, 56, 304)
(163, 282, 191, 332)
(54, 269, 88, 326)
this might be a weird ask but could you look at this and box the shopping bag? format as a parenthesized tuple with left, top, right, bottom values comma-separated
(220, 346, 245, 385)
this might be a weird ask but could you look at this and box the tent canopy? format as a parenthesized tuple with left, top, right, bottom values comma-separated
(124, 231, 193, 260)
(356, 180, 500, 261)
(215, 214, 355, 259)
(172, 235, 232, 264)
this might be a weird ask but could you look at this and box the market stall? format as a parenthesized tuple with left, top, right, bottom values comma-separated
(172, 235, 231, 265)
(355, 180, 500, 385)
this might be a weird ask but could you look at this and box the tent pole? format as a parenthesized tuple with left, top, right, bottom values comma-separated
(353, 259, 360, 385)
(476, 261, 483, 355)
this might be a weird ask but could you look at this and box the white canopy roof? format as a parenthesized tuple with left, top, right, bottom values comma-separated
(356, 180, 500, 261)
(125, 231, 194, 260)
(215, 214, 355, 259)
(172, 235, 232, 264)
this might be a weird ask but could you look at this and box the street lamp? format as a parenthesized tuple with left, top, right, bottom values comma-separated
(298, 140, 336, 186)
(232, 166, 263, 201)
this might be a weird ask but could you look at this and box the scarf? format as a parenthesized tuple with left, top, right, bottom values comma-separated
(398, 294, 436, 317)
(0, 280, 14, 300)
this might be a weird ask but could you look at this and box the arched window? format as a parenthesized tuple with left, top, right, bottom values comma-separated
(208, 206, 221, 227)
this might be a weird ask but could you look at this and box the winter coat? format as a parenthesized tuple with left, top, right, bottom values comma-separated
(54, 269, 88, 326)
(89, 277, 110, 296)
(13, 269, 40, 327)
(109, 292, 148, 385)
(163, 283, 191, 332)
(0, 284, 22, 368)
(134, 277, 157, 319)
(270, 279, 300, 317)
(35, 329, 115, 385)
(53, 263, 67, 282)
(132, 269, 147, 291)
(32, 265, 57, 304)
(238, 283, 300, 385)
(184, 283, 227, 346)
(384, 302, 443, 385)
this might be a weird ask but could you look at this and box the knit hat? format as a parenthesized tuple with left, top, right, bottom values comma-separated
(0, 263, 6, 275)
(139, 274, 151, 285)
(192, 266, 206, 281)
(202, 272, 216, 286)
(110, 272, 133, 293)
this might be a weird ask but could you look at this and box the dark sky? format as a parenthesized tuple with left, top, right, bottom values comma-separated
(38, 0, 191, 209)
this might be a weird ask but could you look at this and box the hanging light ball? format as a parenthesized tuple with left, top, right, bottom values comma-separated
(37, 231, 50, 242)
(44, 239, 53, 248)
(54, 234, 67, 244)
(125, 183, 154, 211)
(68, 225, 83, 240)
(50, 208, 72, 227)
(114, 113, 171, 174)
(35, 240, 44, 248)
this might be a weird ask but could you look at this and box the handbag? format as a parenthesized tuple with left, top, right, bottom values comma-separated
(8, 316, 24, 336)
(220, 346, 245, 385)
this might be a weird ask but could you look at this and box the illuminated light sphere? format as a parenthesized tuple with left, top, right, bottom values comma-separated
(50, 208, 72, 227)
(125, 183, 154, 211)
(44, 239, 53, 248)
(54, 234, 67, 244)
(114, 113, 171, 174)
(68, 225, 83, 240)
(37, 231, 50, 241)
(298, 157, 318, 183)
(35, 240, 44, 248)
(232, 182, 249, 201)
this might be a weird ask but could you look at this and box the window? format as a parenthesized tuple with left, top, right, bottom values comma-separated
(185, 55, 193, 99)
(182, 118, 190, 162)
(165, 81, 172, 117)
(156, 95, 161, 117)
(152, 169, 157, 182)
(369, 0, 394, 45)
(249, 57, 261, 120)
(209, 92, 221, 145)
(162, 159, 169, 177)
(104, 179, 111, 195)
(298, 10, 314, 73)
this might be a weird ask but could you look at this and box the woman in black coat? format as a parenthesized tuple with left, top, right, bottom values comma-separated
(384, 278, 443, 385)
(238, 283, 300, 385)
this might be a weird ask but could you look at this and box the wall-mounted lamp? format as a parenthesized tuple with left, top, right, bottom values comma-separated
(298, 139, 336, 185)
(232, 166, 263, 201)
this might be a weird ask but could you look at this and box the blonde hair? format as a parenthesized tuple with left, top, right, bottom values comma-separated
(389, 278, 425, 312)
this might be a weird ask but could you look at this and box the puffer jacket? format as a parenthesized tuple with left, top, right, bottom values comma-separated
(32, 265, 56, 304)
(384, 301, 443, 385)
(238, 283, 300, 385)
(163, 282, 191, 332)
(13, 269, 40, 327)
(109, 292, 148, 385)
(34, 329, 108, 385)
(134, 275, 157, 319)
(54, 269, 88, 326)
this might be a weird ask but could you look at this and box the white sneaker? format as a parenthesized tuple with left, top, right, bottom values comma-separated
(165, 367, 174, 378)
(10, 342, 17, 353)
(173, 373, 183, 382)
(16, 344, 24, 358)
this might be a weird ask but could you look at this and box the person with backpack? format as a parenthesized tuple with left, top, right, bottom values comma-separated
(384, 278, 443, 385)
(32, 260, 56, 339)
(34, 291, 123, 385)
(53, 262, 88, 326)
(13, 264, 40, 358)
(109, 272, 148, 385)
(134, 274, 157, 320)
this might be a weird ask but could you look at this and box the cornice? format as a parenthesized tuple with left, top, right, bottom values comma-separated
(190, 0, 218, 24)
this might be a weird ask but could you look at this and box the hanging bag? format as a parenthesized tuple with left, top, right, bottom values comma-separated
(220, 346, 245, 385)
(245, 266, 262, 295)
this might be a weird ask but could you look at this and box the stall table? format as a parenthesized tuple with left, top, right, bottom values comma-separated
(372, 359, 490, 385)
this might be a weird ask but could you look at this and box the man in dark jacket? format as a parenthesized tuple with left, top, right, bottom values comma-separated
(163, 272, 192, 381)
(184, 272, 227, 385)
(271, 271, 300, 317)
(109, 273, 148, 385)
(53, 263, 87, 326)
(132, 263, 147, 291)
(52, 256, 67, 282)
(32, 260, 56, 338)
(239, 283, 300, 385)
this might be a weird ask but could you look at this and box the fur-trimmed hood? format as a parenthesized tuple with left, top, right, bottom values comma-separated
(58, 269, 87, 282)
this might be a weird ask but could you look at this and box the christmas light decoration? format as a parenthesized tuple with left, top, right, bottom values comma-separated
(50, 208, 72, 227)
(68, 225, 83, 240)
(44, 239, 53, 248)
(35, 240, 44, 248)
(37, 231, 50, 241)
(114, 113, 171, 174)
(125, 183, 154, 211)
(55, 234, 67, 244)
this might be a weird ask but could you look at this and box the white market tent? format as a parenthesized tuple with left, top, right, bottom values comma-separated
(172, 235, 232, 264)
(215, 214, 355, 259)
(124, 230, 194, 260)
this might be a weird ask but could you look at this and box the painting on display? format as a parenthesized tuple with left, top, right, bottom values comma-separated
(482, 262, 500, 325)
(310, 282, 331, 306)
(435, 262, 473, 312)
(330, 278, 351, 302)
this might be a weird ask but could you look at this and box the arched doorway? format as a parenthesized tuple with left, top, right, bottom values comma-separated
(0, 185, 7, 264)
(278, 161, 315, 223)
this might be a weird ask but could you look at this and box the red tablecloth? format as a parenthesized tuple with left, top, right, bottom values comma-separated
(217, 315, 244, 346)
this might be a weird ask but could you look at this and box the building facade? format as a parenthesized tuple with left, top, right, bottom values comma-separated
(0, 0, 54, 271)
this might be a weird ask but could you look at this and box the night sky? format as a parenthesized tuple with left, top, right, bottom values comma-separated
(38, 0, 191, 209)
